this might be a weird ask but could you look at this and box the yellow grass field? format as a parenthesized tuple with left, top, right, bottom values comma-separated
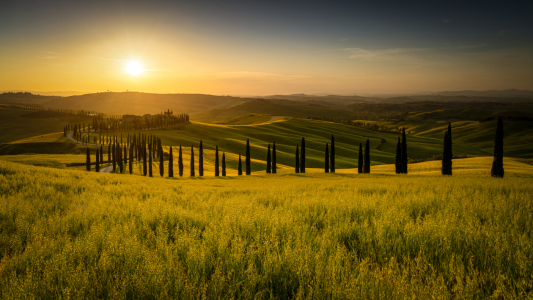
(0, 157, 532, 299)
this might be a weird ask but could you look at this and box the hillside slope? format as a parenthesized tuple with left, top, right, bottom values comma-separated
(76, 118, 485, 171)
(192, 99, 358, 122)
(402, 119, 533, 158)
(0, 109, 70, 144)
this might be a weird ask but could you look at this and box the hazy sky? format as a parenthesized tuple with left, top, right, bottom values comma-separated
(1, 0, 532, 95)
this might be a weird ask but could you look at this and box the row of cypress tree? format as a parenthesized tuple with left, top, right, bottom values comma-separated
(85, 119, 505, 177)
(66, 112, 189, 136)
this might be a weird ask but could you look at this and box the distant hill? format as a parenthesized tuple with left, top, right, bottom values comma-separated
(192, 98, 359, 122)
(434, 89, 533, 98)
(263, 94, 375, 104)
(3, 90, 533, 122)
(42, 92, 252, 115)
(0, 92, 58, 108)
(0, 92, 252, 115)
(0, 90, 83, 97)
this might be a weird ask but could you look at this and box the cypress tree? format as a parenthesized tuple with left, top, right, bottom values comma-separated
(190, 146, 195, 177)
(108, 144, 111, 163)
(325, 143, 329, 173)
(300, 137, 305, 173)
(401, 128, 408, 174)
(215, 145, 220, 177)
(447, 122, 453, 175)
(169, 146, 174, 178)
(442, 123, 453, 175)
(364, 139, 370, 174)
(272, 141, 277, 174)
(96, 149, 100, 172)
(491, 117, 504, 178)
(178, 145, 183, 177)
(330, 135, 335, 173)
(119, 146, 123, 174)
(442, 132, 449, 175)
(86, 148, 91, 171)
(129, 146, 133, 174)
(199, 141, 204, 176)
(149, 149, 153, 177)
(266, 143, 271, 174)
(124, 145, 127, 168)
(222, 153, 226, 176)
(112, 144, 116, 173)
(238, 154, 242, 175)
(358, 143, 363, 174)
(295, 145, 300, 173)
(245, 139, 251, 175)
(159, 147, 164, 177)
(395, 137, 401, 174)
(143, 145, 147, 176)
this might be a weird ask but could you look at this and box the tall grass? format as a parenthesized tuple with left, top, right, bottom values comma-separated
(0, 160, 532, 299)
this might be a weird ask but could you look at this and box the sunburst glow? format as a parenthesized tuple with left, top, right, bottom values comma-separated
(125, 61, 143, 76)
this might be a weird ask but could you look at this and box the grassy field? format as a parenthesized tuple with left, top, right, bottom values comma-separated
(1, 110, 530, 175)
(0, 154, 90, 170)
(0, 109, 69, 144)
(1, 107, 533, 298)
(215, 114, 275, 125)
(0, 132, 83, 156)
(79, 118, 487, 171)
(400, 119, 533, 158)
(0, 159, 532, 299)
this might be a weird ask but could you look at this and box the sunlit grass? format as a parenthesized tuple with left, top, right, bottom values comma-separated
(0, 159, 532, 298)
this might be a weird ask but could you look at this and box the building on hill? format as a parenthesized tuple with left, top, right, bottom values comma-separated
(123, 114, 142, 121)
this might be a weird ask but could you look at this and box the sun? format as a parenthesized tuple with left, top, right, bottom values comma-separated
(125, 61, 143, 76)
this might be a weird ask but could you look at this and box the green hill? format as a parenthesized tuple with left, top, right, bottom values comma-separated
(76, 118, 485, 172)
(402, 119, 533, 158)
(192, 99, 358, 122)
(42, 92, 250, 115)
(0, 109, 70, 144)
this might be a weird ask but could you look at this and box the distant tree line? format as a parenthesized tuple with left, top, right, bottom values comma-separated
(65, 110, 189, 137)
(308, 116, 405, 134)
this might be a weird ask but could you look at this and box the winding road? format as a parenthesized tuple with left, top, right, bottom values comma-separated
(66, 132, 155, 173)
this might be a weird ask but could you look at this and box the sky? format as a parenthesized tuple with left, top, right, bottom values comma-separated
(1, 0, 532, 95)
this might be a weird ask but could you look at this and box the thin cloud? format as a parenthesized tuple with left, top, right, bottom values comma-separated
(144, 69, 173, 73)
(0, 56, 79, 68)
(0, 57, 38, 64)
(38, 51, 63, 55)
(342, 47, 427, 61)
(94, 57, 123, 62)
(343, 44, 488, 62)
(445, 44, 487, 50)
(188, 71, 311, 81)
(341, 45, 533, 71)
(215, 71, 311, 81)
